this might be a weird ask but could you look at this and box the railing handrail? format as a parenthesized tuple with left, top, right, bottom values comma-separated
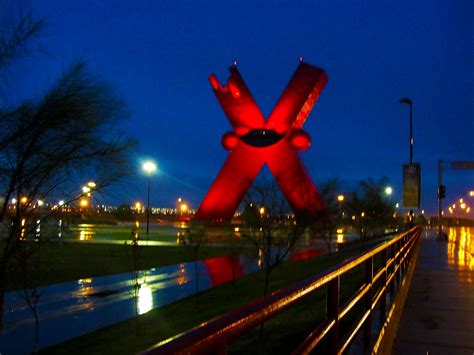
(144, 226, 421, 354)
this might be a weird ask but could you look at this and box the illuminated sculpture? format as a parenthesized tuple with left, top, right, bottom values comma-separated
(195, 61, 328, 222)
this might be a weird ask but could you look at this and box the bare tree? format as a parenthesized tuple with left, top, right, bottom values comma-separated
(12, 237, 45, 353)
(346, 177, 395, 242)
(311, 179, 343, 254)
(0, 5, 44, 88)
(126, 222, 142, 335)
(182, 221, 207, 306)
(0, 60, 136, 327)
(241, 179, 308, 342)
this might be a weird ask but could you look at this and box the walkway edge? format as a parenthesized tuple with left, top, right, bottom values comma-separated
(372, 236, 421, 355)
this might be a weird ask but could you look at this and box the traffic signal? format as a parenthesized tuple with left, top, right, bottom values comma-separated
(438, 185, 446, 199)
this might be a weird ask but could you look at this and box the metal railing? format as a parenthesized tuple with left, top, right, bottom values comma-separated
(144, 226, 421, 354)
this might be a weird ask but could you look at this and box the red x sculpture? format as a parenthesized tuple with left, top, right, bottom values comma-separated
(195, 61, 328, 222)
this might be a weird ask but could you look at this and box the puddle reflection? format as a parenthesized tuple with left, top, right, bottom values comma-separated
(447, 227, 473, 271)
(137, 284, 153, 315)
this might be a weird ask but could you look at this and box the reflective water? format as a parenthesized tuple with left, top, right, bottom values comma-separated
(1, 220, 363, 354)
(0, 254, 259, 354)
(446, 226, 473, 271)
(0, 242, 329, 354)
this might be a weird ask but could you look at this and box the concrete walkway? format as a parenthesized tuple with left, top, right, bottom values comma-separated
(393, 227, 474, 354)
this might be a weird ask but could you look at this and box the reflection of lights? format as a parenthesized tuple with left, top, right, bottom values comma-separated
(447, 227, 473, 271)
(79, 231, 92, 241)
(257, 249, 263, 268)
(137, 284, 153, 315)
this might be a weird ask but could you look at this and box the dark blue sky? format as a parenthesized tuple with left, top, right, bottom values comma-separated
(9, 0, 474, 214)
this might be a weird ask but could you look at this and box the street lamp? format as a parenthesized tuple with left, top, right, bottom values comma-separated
(399, 97, 413, 164)
(384, 186, 393, 196)
(143, 160, 157, 236)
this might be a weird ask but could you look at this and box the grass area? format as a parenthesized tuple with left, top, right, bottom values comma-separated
(43, 245, 373, 355)
(5, 242, 240, 291)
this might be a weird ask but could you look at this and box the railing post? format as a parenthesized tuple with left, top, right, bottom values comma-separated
(396, 240, 401, 287)
(380, 248, 387, 327)
(327, 277, 340, 354)
(390, 244, 395, 296)
(364, 256, 373, 346)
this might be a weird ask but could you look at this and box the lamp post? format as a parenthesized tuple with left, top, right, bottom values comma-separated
(399, 97, 413, 164)
(143, 161, 157, 236)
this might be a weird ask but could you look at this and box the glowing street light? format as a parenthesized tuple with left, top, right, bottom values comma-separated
(259, 206, 265, 216)
(143, 161, 157, 174)
(337, 194, 345, 202)
(384, 186, 393, 196)
(180, 203, 188, 213)
(143, 160, 157, 236)
(80, 199, 88, 207)
(87, 181, 96, 188)
(135, 202, 142, 211)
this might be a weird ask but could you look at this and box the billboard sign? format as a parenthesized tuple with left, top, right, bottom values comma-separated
(403, 163, 421, 208)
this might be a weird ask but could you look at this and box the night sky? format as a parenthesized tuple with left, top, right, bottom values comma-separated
(7, 0, 473, 214)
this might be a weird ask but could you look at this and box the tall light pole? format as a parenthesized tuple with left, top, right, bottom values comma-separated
(399, 97, 413, 164)
(143, 161, 157, 236)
